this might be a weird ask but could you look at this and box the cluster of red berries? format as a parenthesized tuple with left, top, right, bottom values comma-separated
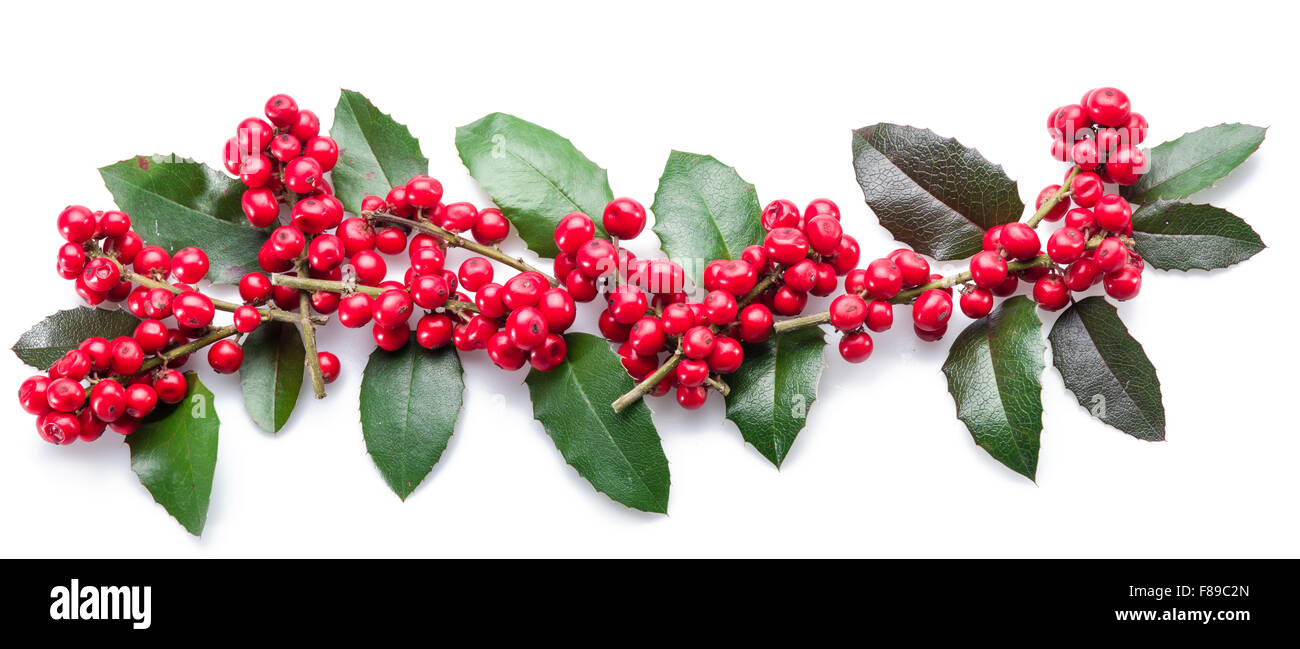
(26, 207, 266, 444)
(1047, 87, 1148, 186)
(828, 246, 941, 354)
(324, 176, 574, 372)
(574, 197, 860, 408)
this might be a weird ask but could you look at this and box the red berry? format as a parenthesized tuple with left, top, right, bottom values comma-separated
(969, 250, 1009, 289)
(675, 384, 708, 410)
(38, 412, 81, 445)
(702, 290, 738, 325)
(97, 210, 130, 238)
(1104, 267, 1142, 300)
(1070, 172, 1104, 209)
(173, 291, 215, 328)
(912, 289, 953, 332)
(57, 242, 86, 278)
(660, 303, 694, 336)
(1093, 237, 1129, 274)
(576, 238, 618, 278)
(124, 383, 158, 418)
(207, 339, 244, 374)
(269, 133, 301, 162)
(45, 378, 84, 413)
(761, 199, 802, 231)
(283, 156, 323, 194)
(555, 212, 596, 255)
(171, 246, 210, 283)
(154, 369, 188, 403)
(783, 259, 819, 293)
(1064, 208, 1096, 234)
(1050, 104, 1092, 139)
(607, 285, 648, 325)
(57, 205, 98, 243)
(475, 283, 509, 318)
(838, 332, 874, 363)
(351, 250, 388, 286)
(1094, 194, 1133, 232)
(829, 294, 868, 331)
(1036, 185, 1069, 222)
(270, 226, 306, 260)
(1033, 274, 1070, 311)
(676, 359, 709, 388)
(602, 197, 647, 239)
(771, 286, 808, 316)
(259, 241, 292, 273)
(1123, 112, 1148, 145)
(714, 260, 757, 297)
(410, 274, 449, 309)
(264, 93, 299, 127)
(304, 136, 339, 171)
(486, 332, 527, 370)
(599, 309, 633, 343)
(233, 305, 262, 333)
(1047, 227, 1087, 264)
(629, 317, 667, 356)
(737, 304, 773, 343)
(311, 290, 340, 314)
(707, 336, 743, 374)
(864, 300, 893, 332)
(372, 289, 413, 329)
(999, 223, 1041, 261)
(401, 175, 441, 209)
(1106, 145, 1146, 186)
(316, 352, 341, 384)
(887, 249, 930, 287)
(81, 257, 121, 292)
(764, 227, 809, 266)
(913, 324, 948, 342)
(89, 379, 127, 422)
(741, 245, 769, 272)
(1084, 87, 1131, 127)
(503, 272, 547, 310)
(416, 314, 454, 349)
(408, 245, 446, 276)
(1064, 258, 1102, 292)
(110, 337, 144, 375)
(1071, 138, 1100, 171)
(442, 202, 478, 233)
(564, 268, 598, 302)
(805, 215, 843, 256)
(681, 326, 715, 359)
(537, 288, 577, 333)
(133, 318, 170, 354)
(239, 153, 273, 187)
(291, 198, 332, 234)
(373, 324, 411, 351)
(1050, 137, 1069, 162)
(79, 337, 113, 373)
(959, 288, 994, 319)
(506, 307, 549, 350)
(982, 224, 1005, 252)
(804, 198, 840, 221)
(991, 275, 1019, 297)
(472, 208, 510, 245)
(108, 415, 141, 436)
(811, 262, 839, 297)
(78, 408, 106, 442)
(863, 258, 903, 300)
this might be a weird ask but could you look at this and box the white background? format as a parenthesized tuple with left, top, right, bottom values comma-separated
(1, 0, 1296, 558)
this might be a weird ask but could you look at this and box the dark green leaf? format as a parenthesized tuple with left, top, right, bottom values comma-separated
(128, 372, 219, 536)
(1121, 123, 1266, 204)
(239, 321, 305, 433)
(525, 334, 669, 513)
(651, 151, 765, 287)
(724, 328, 826, 468)
(457, 113, 613, 257)
(851, 124, 1024, 260)
(99, 155, 267, 284)
(1049, 297, 1165, 441)
(329, 89, 429, 215)
(1130, 200, 1265, 271)
(11, 307, 140, 370)
(359, 340, 464, 500)
(941, 296, 1044, 480)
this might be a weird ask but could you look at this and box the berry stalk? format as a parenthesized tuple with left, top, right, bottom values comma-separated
(612, 352, 683, 413)
(294, 254, 327, 399)
(366, 211, 559, 287)
(269, 273, 479, 316)
(1025, 167, 1078, 229)
(125, 324, 241, 380)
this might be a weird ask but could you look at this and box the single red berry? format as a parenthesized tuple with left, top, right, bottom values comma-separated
(18, 375, 51, 415)
(270, 226, 306, 260)
(999, 223, 1041, 260)
(1050, 104, 1092, 139)
(269, 133, 301, 162)
(81, 257, 121, 292)
(1070, 172, 1104, 209)
(38, 411, 81, 445)
(805, 215, 843, 256)
(503, 272, 547, 310)
(607, 285, 648, 325)
(1123, 112, 1148, 145)
(410, 274, 450, 310)
(863, 258, 903, 300)
(737, 304, 773, 343)
(707, 336, 743, 374)
(675, 359, 709, 388)
(351, 250, 388, 286)
(45, 378, 84, 413)
(271, 282, 298, 310)
(804, 198, 840, 221)
(1050, 137, 1070, 162)
(659, 303, 694, 336)
(304, 136, 339, 171)
(741, 245, 769, 272)
(628, 317, 667, 356)
(675, 384, 708, 410)
(1093, 237, 1129, 274)
(829, 294, 868, 331)
(575, 238, 618, 278)
(153, 369, 188, 403)
(681, 326, 715, 359)
(537, 288, 576, 333)
(97, 210, 131, 238)
(764, 227, 810, 266)
(290, 198, 332, 234)
(783, 259, 819, 293)
(408, 245, 446, 276)
(861, 300, 891, 333)
(1071, 138, 1100, 171)
(124, 383, 158, 418)
(311, 290, 340, 314)
(1104, 267, 1142, 300)
(600, 309, 633, 343)
(554, 253, 576, 281)
(264, 94, 299, 127)
(555, 213, 596, 255)
(89, 379, 127, 421)
(761, 199, 802, 231)
(960, 287, 994, 319)
(1106, 145, 1146, 186)
(77, 408, 106, 441)
(385, 186, 414, 218)
(969, 250, 1009, 289)
(506, 306, 549, 350)
(1064, 258, 1102, 292)
(231, 305, 261, 333)
(110, 337, 144, 375)
(372, 289, 413, 329)
(838, 332, 874, 363)
(1047, 227, 1087, 264)
(1094, 194, 1133, 232)
(1064, 208, 1096, 234)
(486, 331, 527, 370)
(405, 176, 444, 209)
(416, 314, 454, 349)
(259, 241, 292, 273)
(475, 283, 509, 318)
(1036, 185, 1069, 222)
(564, 269, 598, 302)
(108, 415, 141, 436)
(887, 249, 930, 287)
(1033, 274, 1070, 311)
(239, 153, 274, 188)
(373, 323, 411, 351)
(982, 224, 1005, 252)
(173, 291, 215, 328)
(72, 338, 111, 374)
(1084, 87, 1131, 127)
(171, 247, 210, 283)
(315, 352, 341, 384)
(912, 289, 953, 332)
(283, 156, 323, 194)
(133, 319, 170, 354)
(74, 275, 108, 306)
(702, 290, 737, 325)
(57, 242, 86, 278)
(442, 202, 479, 233)
(913, 324, 948, 342)
(235, 274, 270, 307)
(472, 208, 511, 245)
(602, 197, 647, 240)
(207, 339, 244, 374)
(57, 205, 98, 243)
(337, 218, 376, 257)
(241, 187, 279, 228)
(991, 275, 1019, 297)
(714, 260, 758, 297)
(771, 286, 808, 316)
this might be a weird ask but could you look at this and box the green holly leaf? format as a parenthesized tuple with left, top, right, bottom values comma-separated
(329, 89, 429, 215)
(11, 307, 141, 370)
(239, 321, 305, 433)
(99, 155, 267, 284)
(128, 372, 219, 536)
(359, 340, 464, 500)
(723, 328, 826, 468)
(851, 124, 1024, 260)
(1121, 123, 1266, 204)
(457, 113, 613, 258)
(651, 151, 765, 287)
(525, 334, 669, 514)
(1130, 200, 1265, 271)
(941, 296, 1044, 480)
(1049, 297, 1165, 441)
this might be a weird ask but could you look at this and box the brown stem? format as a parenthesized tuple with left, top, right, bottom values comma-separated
(270, 273, 479, 315)
(294, 256, 327, 399)
(122, 325, 240, 380)
(367, 211, 559, 287)
(612, 352, 682, 414)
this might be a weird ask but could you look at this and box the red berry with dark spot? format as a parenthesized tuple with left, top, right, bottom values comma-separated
(416, 314, 454, 349)
(764, 227, 809, 266)
(865, 300, 893, 333)
(761, 199, 801, 231)
(1047, 227, 1087, 264)
(805, 215, 843, 255)
(838, 332, 874, 363)
(1104, 267, 1143, 301)
(969, 250, 1009, 289)
(124, 383, 158, 418)
(629, 317, 667, 356)
(912, 289, 952, 332)
(960, 288, 994, 319)
(1093, 237, 1129, 274)
(57, 205, 98, 243)
(507, 307, 549, 350)
(1064, 258, 1102, 292)
(999, 223, 1041, 261)
(154, 369, 188, 403)
(207, 339, 244, 374)
(829, 294, 867, 331)
(89, 379, 127, 422)
(1033, 274, 1070, 311)
(863, 258, 902, 300)
(173, 291, 215, 328)
(602, 197, 647, 239)
(682, 326, 715, 359)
